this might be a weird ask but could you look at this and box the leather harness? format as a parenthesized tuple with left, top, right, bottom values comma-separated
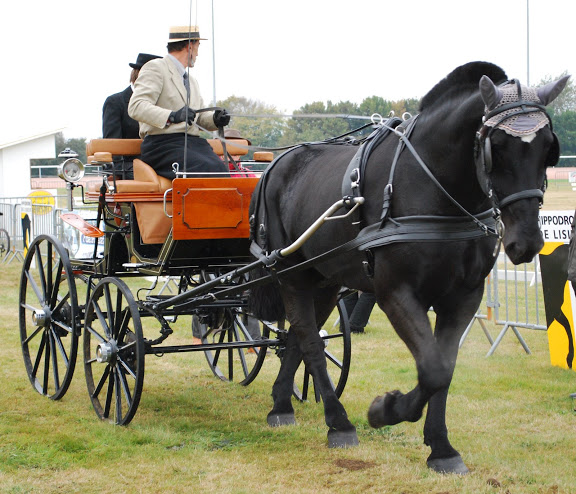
(249, 89, 556, 271)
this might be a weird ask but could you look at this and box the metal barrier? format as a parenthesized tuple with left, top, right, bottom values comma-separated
(460, 253, 546, 355)
(0, 194, 78, 264)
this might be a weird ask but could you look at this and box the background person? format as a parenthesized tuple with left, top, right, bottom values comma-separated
(343, 291, 376, 334)
(128, 25, 230, 179)
(102, 53, 161, 178)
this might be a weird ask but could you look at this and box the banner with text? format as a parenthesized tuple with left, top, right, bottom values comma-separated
(538, 210, 575, 371)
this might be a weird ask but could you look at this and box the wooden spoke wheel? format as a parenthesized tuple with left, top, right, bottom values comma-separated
(200, 307, 269, 386)
(83, 277, 144, 425)
(292, 297, 351, 402)
(19, 234, 79, 400)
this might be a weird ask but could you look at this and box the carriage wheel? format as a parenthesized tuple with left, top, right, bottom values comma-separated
(292, 297, 351, 402)
(0, 228, 10, 258)
(200, 308, 268, 385)
(83, 277, 144, 425)
(19, 234, 79, 400)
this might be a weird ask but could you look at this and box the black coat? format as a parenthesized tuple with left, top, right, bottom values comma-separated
(102, 86, 140, 139)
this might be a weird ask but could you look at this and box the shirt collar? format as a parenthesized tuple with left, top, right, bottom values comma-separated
(167, 54, 186, 77)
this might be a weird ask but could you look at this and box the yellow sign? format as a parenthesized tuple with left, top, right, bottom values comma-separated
(28, 190, 55, 215)
(539, 211, 576, 372)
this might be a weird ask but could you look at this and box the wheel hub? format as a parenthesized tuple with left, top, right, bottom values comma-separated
(32, 308, 49, 327)
(96, 340, 118, 363)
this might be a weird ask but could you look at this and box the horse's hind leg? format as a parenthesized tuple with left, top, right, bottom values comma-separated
(267, 328, 301, 426)
(268, 285, 358, 447)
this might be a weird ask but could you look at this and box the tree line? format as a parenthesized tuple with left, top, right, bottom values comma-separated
(34, 72, 576, 175)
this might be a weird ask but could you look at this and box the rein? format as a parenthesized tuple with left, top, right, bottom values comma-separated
(192, 107, 376, 154)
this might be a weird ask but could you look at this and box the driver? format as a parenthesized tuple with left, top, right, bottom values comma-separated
(128, 25, 230, 179)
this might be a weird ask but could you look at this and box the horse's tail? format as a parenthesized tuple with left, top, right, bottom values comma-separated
(247, 265, 286, 322)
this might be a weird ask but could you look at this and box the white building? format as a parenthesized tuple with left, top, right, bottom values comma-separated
(0, 129, 63, 198)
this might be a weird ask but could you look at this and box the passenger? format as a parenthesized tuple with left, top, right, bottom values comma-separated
(223, 128, 257, 177)
(128, 25, 230, 179)
(102, 53, 161, 179)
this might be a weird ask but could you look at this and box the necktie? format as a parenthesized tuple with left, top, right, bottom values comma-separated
(183, 72, 190, 97)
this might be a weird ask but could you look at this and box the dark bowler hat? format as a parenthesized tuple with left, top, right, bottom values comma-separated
(129, 53, 162, 69)
(225, 128, 251, 145)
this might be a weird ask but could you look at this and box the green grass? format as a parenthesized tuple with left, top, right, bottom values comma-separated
(2, 251, 576, 493)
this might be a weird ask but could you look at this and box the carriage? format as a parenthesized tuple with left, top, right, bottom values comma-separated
(18, 62, 569, 474)
(18, 135, 356, 426)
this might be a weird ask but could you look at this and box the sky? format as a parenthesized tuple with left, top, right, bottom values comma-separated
(1, 0, 574, 144)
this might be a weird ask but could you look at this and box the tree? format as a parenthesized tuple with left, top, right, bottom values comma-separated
(552, 110, 576, 166)
(279, 100, 371, 146)
(216, 95, 286, 149)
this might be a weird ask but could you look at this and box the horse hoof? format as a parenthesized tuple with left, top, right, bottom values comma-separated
(367, 390, 402, 428)
(327, 429, 359, 448)
(427, 455, 469, 475)
(267, 413, 296, 427)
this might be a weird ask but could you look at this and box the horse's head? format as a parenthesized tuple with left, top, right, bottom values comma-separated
(475, 74, 569, 264)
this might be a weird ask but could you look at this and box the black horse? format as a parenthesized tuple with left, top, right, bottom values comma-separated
(249, 62, 568, 474)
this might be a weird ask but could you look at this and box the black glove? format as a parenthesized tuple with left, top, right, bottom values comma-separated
(213, 109, 230, 127)
(169, 107, 197, 125)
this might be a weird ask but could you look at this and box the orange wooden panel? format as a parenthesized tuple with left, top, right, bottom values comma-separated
(172, 177, 259, 240)
(60, 213, 104, 238)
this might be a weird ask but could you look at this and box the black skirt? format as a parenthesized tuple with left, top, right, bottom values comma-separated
(141, 134, 229, 179)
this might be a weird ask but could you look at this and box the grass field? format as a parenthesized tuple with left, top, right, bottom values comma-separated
(0, 186, 575, 493)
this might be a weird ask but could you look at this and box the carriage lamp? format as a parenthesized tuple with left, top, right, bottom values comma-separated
(58, 158, 85, 182)
(58, 148, 85, 183)
(57, 148, 85, 211)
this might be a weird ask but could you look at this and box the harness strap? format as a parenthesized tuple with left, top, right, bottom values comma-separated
(341, 117, 403, 202)
(248, 209, 498, 283)
(379, 116, 418, 224)
(497, 189, 544, 209)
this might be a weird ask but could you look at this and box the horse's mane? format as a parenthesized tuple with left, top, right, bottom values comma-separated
(419, 62, 508, 111)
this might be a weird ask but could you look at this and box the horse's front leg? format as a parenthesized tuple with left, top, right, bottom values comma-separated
(269, 285, 358, 448)
(368, 288, 448, 428)
(420, 293, 483, 475)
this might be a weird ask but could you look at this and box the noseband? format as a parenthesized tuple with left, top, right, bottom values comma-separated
(474, 79, 557, 210)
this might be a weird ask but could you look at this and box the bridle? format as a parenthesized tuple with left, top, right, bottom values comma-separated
(474, 79, 559, 210)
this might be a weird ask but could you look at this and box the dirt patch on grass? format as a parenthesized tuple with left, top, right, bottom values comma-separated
(333, 458, 377, 471)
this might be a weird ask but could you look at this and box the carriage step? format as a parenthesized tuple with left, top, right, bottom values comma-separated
(122, 262, 151, 269)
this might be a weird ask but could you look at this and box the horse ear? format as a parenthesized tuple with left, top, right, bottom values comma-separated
(479, 75, 502, 110)
(537, 75, 570, 105)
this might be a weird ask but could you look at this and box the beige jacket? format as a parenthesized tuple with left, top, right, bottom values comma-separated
(128, 56, 217, 138)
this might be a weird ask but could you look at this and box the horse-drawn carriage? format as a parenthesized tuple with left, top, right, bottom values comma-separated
(18, 62, 569, 474)
(19, 135, 354, 426)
